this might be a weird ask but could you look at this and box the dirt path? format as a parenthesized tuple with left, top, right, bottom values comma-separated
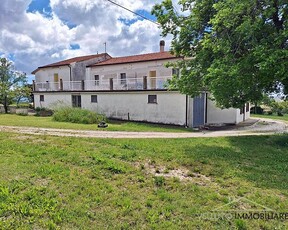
(0, 118, 287, 139)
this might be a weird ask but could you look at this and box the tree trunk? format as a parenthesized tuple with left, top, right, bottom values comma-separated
(3, 96, 8, 113)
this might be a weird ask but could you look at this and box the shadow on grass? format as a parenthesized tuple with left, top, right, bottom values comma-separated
(183, 135, 288, 191)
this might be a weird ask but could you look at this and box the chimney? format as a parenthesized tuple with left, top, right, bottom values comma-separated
(160, 40, 165, 52)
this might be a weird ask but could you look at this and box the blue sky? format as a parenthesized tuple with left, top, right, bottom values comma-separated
(0, 0, 173, 83)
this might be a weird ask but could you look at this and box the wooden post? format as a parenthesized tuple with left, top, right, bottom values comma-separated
(109, 78, 113, 91)
(60, 79, 63, 91)
(32, 80, 36, 91)
(143, 76, 147, 90)
(81, 80, 85, 90)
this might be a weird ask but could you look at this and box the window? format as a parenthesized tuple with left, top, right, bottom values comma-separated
(148, 95, 157, 104)
(40, 95, 44, 102)
(94, 75, 99, 86)
(120, 73, 126, 85)
(91, 95, 98, 103)
(172, 68, 180, 77)
(54, 73, 59, 82)
(72, 95, 81, 108)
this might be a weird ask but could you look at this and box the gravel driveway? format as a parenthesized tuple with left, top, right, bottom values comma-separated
(0, 118, 287, 139)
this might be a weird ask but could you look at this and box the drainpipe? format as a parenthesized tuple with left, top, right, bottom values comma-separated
(69, 65, 72, 81)
(185, 95, 188, 128)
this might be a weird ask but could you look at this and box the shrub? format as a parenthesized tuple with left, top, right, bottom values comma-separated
(250, 106, 263, 114)
(35, 107, 53, 117)
(154, 176, 165, 187)
(52, 106, 106, 124)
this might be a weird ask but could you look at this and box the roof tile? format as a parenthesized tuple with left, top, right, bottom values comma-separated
(32, 53, 110, 74)
(91, 51, 177, 67)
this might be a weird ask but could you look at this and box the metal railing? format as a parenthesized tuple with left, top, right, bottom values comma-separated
(34, 76, 171, 92)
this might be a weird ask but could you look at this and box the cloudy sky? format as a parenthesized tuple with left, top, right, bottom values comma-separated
(0, 0, 178, 82)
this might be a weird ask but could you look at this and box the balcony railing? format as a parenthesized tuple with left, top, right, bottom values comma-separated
(33, 76, 171, 92)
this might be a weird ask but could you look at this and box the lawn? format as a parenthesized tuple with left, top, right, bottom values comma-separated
(0, 132, 287, 229)
(0, 114, 190, 132)
(251, 114, 288, 123)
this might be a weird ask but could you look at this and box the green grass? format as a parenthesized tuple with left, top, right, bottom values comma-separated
(0, 133, 287, 229)
(251, 114, 288, 123)
(0, 114, 190, 132)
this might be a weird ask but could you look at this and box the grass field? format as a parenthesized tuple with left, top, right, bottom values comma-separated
(0, 132, 287, 229)
(251, 114, 288, 123)
(0, 114, 190, 132)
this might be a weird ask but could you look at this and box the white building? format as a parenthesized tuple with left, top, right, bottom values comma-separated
(32, 42, 250, 127)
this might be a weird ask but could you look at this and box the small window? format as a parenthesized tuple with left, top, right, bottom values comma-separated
(72, 95, 81, 108)
(148, 95, 157, 104)
(172, 68, 179, 77)
(91, 95, 98, 103)
(120, 73, 126, 85)
(94, 75, 99, 86)
(40, 95, 44, 102)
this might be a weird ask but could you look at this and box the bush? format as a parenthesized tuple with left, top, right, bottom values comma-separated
(250, 106, 264, 114)
(35, 107, 53, 117)
(53, 107, 106, 124)
(277, 111, 284, 116)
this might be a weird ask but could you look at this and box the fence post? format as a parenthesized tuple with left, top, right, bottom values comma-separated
(46, 81, 49, 91)
(60, 79, 63, 91)
(110, 78, 113, 91)
(143, 76, 147, 90)
(81, 80, 85, 90)
(32, 80, 36, 91)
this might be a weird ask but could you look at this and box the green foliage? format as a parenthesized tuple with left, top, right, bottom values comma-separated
(250, 106, 264, 114)
(154, 176, 165, 187)
(152, 0, 288, 108)
(0, 58, 29, 113)
(270, 100, 288, 115)
(53, 106, 106, 124)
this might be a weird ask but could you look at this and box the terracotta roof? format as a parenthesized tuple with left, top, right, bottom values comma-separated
(91, 51, 178, 67)
(32, 53, 110, 74)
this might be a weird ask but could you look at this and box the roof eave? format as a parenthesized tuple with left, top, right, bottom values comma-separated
(90, 56, 180, 68)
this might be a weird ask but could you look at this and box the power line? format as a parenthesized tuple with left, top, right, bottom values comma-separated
(106, 0, 160, 25)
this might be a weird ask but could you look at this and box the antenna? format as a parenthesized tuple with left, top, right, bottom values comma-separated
(104, 42, 107, 59)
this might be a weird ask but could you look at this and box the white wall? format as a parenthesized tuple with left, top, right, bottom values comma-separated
(34, 93, 71, 109)
(88, 59, 178, 82)
(235, 104, 251, 123)
(35, 66, 71, 83)
(206, 99, 239, 124)
(207, 99, 250, 124)
(34, 91, 187, 125)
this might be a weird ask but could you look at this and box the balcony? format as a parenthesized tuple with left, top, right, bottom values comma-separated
(33, 76, 172, 92)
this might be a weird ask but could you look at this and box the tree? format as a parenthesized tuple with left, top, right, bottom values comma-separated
(152, 0, 288, 108)
(13, 84, 32, 107)
(0, 58, 29, 113)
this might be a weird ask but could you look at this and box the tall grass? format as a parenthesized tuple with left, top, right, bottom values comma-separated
(53, 106, 106, 124)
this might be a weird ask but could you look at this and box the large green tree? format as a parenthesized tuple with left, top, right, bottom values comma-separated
(152, 0, 287, 108)
(0, 58, 29, 113)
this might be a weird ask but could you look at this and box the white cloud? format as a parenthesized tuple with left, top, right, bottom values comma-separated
(0, 0, 172, 78)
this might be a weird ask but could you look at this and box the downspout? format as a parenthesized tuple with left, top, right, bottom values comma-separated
(69, 64, 72, 81)
(185, 95, 188, 128)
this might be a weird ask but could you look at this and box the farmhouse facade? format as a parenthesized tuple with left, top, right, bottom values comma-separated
(32, 41, 250, 127)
